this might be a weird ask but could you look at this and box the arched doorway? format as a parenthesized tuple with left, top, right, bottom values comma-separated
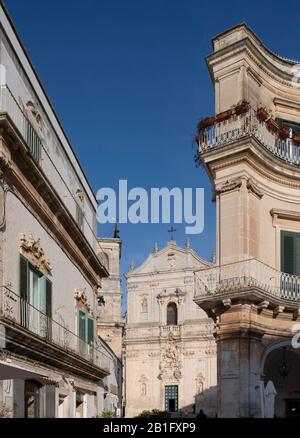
(263, 344, 300, 418)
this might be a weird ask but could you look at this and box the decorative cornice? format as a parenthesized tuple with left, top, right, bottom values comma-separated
(270, 208, 300, 223)
(215, 177, 243, 195)
(20, 233, 52, 276)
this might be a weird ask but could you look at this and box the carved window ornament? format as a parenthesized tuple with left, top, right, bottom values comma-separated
(157, 288, 186, 306)
(19, 233, 52, 276)
(74, 288, 91, 312)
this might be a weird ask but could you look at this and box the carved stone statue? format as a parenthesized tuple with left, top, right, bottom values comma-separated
(262, 381, 277, 418)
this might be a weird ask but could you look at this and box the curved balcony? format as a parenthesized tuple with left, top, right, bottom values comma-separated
(196, 108, 300, 167)
(194, 258, 300, 303)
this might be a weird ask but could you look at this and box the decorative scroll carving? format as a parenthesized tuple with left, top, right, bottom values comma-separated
(215, 177, 242, 195)
(26, 101, 42, 127)
(19, 233, 52, 276)
(247, 178, 264, 198)
(157, 288, 186, 305)
(74, 288, 91, 312)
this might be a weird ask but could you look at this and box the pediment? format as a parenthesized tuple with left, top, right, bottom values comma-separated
(127, 242, 212, 276)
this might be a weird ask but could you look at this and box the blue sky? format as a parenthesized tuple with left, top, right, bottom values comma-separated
(5, 0, 300, 304)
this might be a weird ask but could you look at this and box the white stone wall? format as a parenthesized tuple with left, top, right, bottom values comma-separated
(4, 191, 95, 335)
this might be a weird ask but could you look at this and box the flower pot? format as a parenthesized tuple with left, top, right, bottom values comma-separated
(266, 118, 279, 133)
(256, 107, 269, 122)
(279, 127, 289, 140)
(197, 116, 215, 131)
(235, 101, 249, 116)
(293, 133, 300, 145)
(216, 109, 232, 123)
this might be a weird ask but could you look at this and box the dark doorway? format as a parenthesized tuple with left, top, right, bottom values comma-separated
(165, 385, 178, 412)
(286, 400, 300, 418)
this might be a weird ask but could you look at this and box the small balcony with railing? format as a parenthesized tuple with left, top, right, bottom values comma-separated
(160, 325, 182, 338)
(0, 287, 110, 378)
(194, 102, 300, 168)
(194, 259, 300, 314)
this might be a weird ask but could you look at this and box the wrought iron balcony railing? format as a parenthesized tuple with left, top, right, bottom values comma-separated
(0, 286, 110, 371)
(0, 85, 109, 272)
(196, 108, 300, 166)
(194, 258, 300, 302)
(0, 85, 41, 162)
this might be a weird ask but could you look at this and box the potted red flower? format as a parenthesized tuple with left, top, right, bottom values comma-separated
(197, 116, 215, 131)
(256, 107, 269, 122)
(279, 127, 289, 140)
(266, 118, 279, 133)
(293, 133, 300, 145)
(235, 100, 249, 116)
(216, 109, 232, 123)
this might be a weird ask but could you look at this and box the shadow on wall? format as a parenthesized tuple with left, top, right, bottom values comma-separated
(133, 386, 218, 419)
(176, 386, 218, 418)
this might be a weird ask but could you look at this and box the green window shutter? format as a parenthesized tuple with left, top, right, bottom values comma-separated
(78, 309, 86, 341)
(87, 317, 94, 345)
(20, 256, 28, 300)
(281, 232, 294, 274)
(20, 256, 28, 327)
(45, 279, 52, 318)
(281, 231, 300, 276)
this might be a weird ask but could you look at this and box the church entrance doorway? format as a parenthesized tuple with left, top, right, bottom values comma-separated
(165, 385, 178, 412)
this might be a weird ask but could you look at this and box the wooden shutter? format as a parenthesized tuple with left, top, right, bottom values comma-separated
(281, 231, 300, 276)
(20, 256, 28, 300)
(87, 317, 94, 345)
(45, 279, 52, 318)
(78, 309, 86, 341)
(20, 256, 28, 327)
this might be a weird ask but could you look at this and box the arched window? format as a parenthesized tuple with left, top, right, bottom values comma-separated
(167, 302, 178, 326)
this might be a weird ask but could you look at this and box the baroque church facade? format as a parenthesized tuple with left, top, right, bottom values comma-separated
(124, 240, 217, 417)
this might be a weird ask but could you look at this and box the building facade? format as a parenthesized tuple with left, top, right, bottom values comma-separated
(195, 24, 300, 418)
(0, 3, 120, 418)
(124, 240, 217, 418)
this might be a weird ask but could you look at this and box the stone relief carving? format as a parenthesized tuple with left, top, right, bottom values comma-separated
(158, 334, 182, 381)
(141, 296, 148, 313)
(196, 373, 205, 395)
(19, 233, 52, 276)
(74, 288, 91, 312)
(215, 177, 243, 194)
(167, 252, 176, 267)
(26, 101, 42, 128)
(139, 375, 148, 396)
(157, 288, 186, 305)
